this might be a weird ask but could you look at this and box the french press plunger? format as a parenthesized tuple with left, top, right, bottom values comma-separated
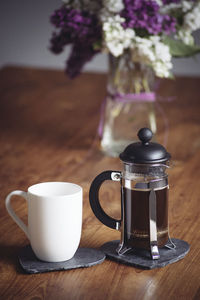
(89, 128, 172, 260)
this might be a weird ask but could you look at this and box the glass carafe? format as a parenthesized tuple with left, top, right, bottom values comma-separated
(120, 162, 169, 256)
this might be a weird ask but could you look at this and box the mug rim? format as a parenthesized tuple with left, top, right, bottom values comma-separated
(28, 181, 82, 198)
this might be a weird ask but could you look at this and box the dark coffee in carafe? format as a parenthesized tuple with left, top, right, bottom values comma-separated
(123, 186, 169, 250)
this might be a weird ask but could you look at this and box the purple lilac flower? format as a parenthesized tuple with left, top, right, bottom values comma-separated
(50, 30, 71, 54)
(121, 0, 176, 35)
(66, 44, 99, 78)
(50, 6, 101, 78)
(50, 7, 100, 43)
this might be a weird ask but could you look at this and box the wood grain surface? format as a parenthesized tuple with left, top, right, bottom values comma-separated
(0, 66, 200, 300)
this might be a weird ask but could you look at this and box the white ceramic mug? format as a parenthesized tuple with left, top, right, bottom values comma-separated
(5, 182, 82, 262)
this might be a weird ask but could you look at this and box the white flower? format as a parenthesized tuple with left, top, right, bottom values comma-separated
(152, 42, 172, 78)
(176, 29, 194, 45)
(132, 37, 155, 63)
(123, 28, 136, 48)
(106, 42, 124, 57)
(103, 0, 124, 13)
(160, 0, 200, 34)
(175, 1, 200, 44)
(151, 39, 172, 78)
(130, 36, 172, 78)
(102, 15, 135, 56)
(184, 2, 200, 32)
(153, 61, 172, 78)
(154, 41, 171, 62)
(182, 1, 194, 13)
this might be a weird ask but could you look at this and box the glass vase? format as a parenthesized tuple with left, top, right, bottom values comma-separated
(100, 51, 157, 157)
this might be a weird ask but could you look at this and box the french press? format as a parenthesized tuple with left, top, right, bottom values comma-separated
(89, 128, 172, 260)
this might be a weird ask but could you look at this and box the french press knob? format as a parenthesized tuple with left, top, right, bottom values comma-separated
(89, 128, 171, 260)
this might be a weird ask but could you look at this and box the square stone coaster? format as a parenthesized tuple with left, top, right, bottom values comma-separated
(19, 245, 106, 274)
(100, 238, 190, 269)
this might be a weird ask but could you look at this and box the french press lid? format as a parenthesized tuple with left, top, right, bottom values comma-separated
(119, 128, 171, 164)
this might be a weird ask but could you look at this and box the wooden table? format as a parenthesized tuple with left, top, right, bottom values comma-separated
(0, 66, 200, 300)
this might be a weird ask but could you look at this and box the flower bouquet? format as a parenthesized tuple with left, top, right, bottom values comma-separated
(50, 0, 200, 156)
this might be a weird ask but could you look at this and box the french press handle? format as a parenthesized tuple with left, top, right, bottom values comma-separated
(89, 170, 121, 230)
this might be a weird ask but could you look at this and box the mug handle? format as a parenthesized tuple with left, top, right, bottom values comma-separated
(5, 190, 30, 239)
(89, 170, 121, 230)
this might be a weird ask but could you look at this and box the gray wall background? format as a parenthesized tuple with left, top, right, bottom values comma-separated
(1, 0, 200, 75)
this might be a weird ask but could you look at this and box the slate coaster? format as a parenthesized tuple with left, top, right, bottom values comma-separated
(19, 245, 106, 274)
(100, 238, 190, 270)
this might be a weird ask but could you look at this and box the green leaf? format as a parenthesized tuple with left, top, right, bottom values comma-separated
(163, 36, 200, 58)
